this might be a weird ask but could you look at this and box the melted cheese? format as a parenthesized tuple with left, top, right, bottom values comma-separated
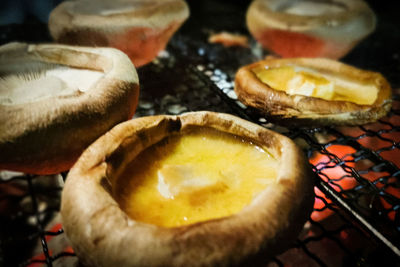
(253, 65, 378, 105)
(117, 127, 277, 228)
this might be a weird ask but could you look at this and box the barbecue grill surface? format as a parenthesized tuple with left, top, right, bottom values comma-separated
(0, 0, 399, 266)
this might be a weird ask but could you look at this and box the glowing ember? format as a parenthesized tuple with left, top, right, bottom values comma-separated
(309, 144, 357, 221)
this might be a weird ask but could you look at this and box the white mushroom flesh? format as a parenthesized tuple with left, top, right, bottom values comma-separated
(72, 0, 158, 16)
(0, 63, 104, 105)
(282, 1, 345, 16)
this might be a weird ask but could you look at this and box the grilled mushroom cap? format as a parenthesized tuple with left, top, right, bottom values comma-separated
(61, 111, 314, 267)
(48, 0, 189, 67)
(246, 0, 376, 59)
(0, 42, 139, 175)
(234, 57, 392, 126)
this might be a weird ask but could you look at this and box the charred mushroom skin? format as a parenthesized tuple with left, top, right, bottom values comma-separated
(234, 58, 392, 126)
(61, 111, 314, 267)
(0, 42, 139, 174)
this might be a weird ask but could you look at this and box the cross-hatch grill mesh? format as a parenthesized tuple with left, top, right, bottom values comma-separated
(1, 43, 399, 266)
(1, 1, 399, 265)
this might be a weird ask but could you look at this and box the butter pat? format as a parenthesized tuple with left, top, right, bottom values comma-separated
(156, 164, 224, 199)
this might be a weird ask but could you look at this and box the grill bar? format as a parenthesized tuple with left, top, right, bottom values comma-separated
(317, 178, 400, 257)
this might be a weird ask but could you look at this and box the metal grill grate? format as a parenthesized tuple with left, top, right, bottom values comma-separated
(1, 49, 399, 266)
(1, 1, 399, 266)
(170, 32, 400, 261)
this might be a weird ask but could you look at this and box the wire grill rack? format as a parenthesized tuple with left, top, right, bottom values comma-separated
(1, 44, 399, 266)
(1, 1, 400, 266)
